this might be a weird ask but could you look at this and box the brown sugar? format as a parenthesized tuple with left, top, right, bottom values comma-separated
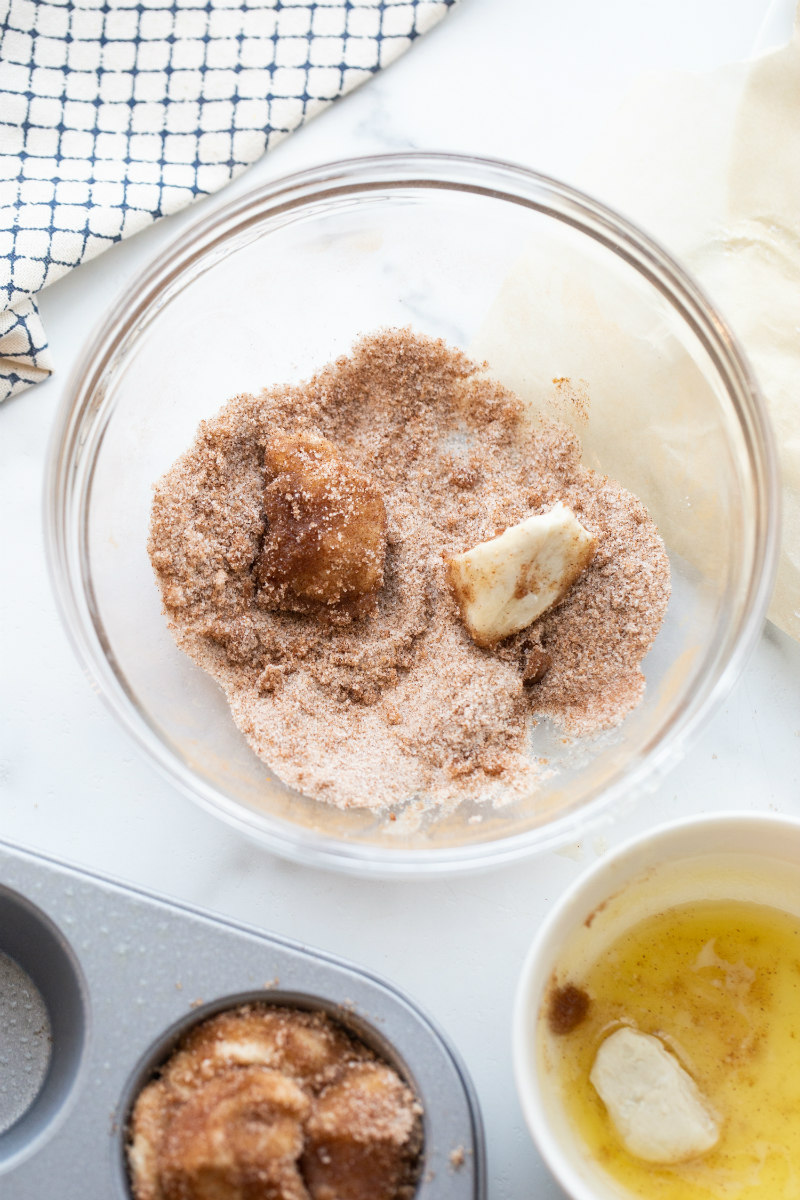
(148, 329, 670, 811)
(127, 1005, 422, 1200)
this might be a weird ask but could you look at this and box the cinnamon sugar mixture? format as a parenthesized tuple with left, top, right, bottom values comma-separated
(149, 330, 670, 811)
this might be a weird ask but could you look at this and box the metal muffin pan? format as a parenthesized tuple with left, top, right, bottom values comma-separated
(0, 838, 485, 1197)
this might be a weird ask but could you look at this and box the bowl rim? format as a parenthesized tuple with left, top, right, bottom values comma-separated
(43, 151, 781, 877)
(512, 810, 800, 1199)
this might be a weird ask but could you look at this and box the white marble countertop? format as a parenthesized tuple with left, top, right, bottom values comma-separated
(2, 1, 800, 1196)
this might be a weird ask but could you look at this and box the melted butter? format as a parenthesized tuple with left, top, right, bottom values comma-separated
(549, 900, 800, 1199)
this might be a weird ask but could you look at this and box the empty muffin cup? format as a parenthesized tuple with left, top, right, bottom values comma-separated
(0, 884, 86, 1169)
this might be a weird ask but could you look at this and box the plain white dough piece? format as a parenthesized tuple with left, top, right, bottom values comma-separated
(447, 502, 596, 646)
(590, 1027, 720, 1164)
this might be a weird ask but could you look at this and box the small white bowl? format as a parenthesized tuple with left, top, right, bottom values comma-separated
(512, 812, 800, 1200)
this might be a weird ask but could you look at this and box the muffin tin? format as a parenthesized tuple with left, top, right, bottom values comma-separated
(0, 838, 485, 1197)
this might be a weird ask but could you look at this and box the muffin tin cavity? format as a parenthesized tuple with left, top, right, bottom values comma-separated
(122, 993, 425, 1200)
(0, 954, 50, 1137)
(0, 885, 86, 1167)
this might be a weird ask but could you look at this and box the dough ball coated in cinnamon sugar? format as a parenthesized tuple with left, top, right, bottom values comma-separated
(158, 1068, 310, 1200)
(302, 1062, 423, 1200)
(126, 1006, 423, 1200)
(161, 1006, 370, 1100)
(127, 1078, 174, 1200)
(257, 431, 387, 613)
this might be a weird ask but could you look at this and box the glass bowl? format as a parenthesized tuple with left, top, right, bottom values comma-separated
(45, 153, 779, 876)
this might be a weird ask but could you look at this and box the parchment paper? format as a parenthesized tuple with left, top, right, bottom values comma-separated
(584, 16, 800, 640)
(475, 15, 800, 641)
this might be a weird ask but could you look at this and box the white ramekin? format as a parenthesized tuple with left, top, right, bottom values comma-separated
(513, 811, 800, 1200)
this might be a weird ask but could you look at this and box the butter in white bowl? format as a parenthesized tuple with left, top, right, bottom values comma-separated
(513, 814, 800, 1200)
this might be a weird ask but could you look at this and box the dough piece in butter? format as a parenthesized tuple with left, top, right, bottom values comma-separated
(590, 1027, 720, 1164)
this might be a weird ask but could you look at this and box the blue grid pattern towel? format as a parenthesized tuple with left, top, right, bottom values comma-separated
(0, 0, 457, 402)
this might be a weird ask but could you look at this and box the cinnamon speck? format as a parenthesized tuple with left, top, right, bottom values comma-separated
(521, 644, 552, 686)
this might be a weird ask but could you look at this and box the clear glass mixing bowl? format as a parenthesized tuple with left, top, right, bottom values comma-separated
(45, 154, 779, 876)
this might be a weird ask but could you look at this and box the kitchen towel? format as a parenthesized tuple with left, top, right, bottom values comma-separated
(0, 0, 457, 402)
